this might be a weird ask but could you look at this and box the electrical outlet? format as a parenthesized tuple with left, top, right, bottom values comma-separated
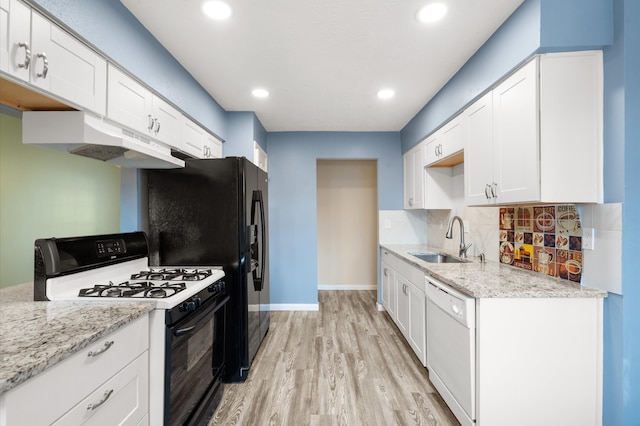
(384, 217, 392, 229)
(464, 220, 471, 234)
(583, 227, 595, 250)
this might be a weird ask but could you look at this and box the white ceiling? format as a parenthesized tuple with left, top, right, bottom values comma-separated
(120, 0, 523, 132)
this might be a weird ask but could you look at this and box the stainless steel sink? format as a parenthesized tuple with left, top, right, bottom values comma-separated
(410, 252, 466, 264)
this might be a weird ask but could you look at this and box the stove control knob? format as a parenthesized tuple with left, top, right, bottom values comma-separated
(193, 297, 202, 308)
(208, 281, 225, 293)
(180, 301, 196, 312)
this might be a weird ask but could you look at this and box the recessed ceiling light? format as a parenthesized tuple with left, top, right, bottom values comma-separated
(377, 89, 395, 100)
(416, 3, 447, 23)
(202, 1, 232, 20)
(252, 88, 269, 98)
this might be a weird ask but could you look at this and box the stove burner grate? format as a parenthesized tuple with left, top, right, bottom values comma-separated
(131, 268, 214, 282)
(78, 281, 187, 299)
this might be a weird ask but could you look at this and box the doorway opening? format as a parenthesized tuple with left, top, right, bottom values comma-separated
(316, 159, 378, 290)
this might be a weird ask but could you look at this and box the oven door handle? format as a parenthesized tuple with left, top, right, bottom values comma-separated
(174, 325, 197, 337)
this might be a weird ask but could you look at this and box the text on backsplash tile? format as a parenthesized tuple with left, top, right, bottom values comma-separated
(499, 204, 582, 283)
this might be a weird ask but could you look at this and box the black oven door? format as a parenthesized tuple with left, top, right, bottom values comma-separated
(165, 294, 229, 426)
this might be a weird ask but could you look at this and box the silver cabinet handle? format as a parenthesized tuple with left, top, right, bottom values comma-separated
(87, 389, 113, 411)
(154, 118, 161, 135)
(384, 269, 388, 277)
(491, 182, 498, 199)
(148, 115, 154, 131)
(35, 52, 48, 78)
(17, 42, 31, 69)
(408, 197, 414, 207)
(485, 184, 492, 200)
(87, 340, 114, 358)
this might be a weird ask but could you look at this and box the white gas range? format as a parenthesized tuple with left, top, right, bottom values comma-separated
(34, 232, 229, 426)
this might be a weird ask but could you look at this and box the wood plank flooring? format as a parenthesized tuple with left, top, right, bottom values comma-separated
(210, 290, 459, 426)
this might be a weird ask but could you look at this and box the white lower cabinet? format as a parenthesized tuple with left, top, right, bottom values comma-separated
(0, 314, 149, 426)
(476, 297, 603, 426)
(379, 249, 426, 366)
(381, 251, 395, 318)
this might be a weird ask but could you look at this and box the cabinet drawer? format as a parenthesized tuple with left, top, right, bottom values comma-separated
(381, 249, 397, 270)
(2, 314, 149, 426)
(395, 258, 425, 290)
(53, 352, 149, 426)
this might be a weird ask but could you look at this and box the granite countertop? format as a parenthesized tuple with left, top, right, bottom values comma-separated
(0, 283, 155, 394)
(381, 244, 607, 299)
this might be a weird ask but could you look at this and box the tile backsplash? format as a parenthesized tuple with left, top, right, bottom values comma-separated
(499, 204, 583, 282)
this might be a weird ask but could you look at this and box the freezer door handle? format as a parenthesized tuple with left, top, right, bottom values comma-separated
(251, 190, 266, 291)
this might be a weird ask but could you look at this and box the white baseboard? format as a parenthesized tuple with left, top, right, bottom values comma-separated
(270, 303, 319, 311)
(377, 303, 385, 311)
(317, 285, 377, 290)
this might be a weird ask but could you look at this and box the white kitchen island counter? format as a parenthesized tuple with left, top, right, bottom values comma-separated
(381, 244, 606, 298)
(0, 289, 154, 394)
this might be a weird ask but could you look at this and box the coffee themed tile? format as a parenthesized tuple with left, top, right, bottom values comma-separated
(499, 241, 515, 265)
(555, 234, 569, 250)
(533, 232, 544, 247)
(534, 247, 556, 276)
(534, 206, 555, 233)
(515, 207, 534, 232)
(500, 207, 515, 230)
(565, 251, 583, 282)
(569, 235, 582, 251)
(498, 204, 584, 284)
(513, 243, 534, 271)
(556, 205, 581, 235)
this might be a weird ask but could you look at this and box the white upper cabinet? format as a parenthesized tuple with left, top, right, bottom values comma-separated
(465, 51, 603, 206)
(0, 0, 31, 82)
(1, 0, 106, 115)
(204, 133, 223, 159)
(492, 57, 540, 203)
(151, 95, 182, 147)
(464, 91, 494, 205)
(425, 113, 466, 167)
(403, 143, 424, 209)
(107, 64, 154, 137)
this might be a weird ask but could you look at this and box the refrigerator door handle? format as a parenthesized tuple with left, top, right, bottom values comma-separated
(251, 190, 265, 291)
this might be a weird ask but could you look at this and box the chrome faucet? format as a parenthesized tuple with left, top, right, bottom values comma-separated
(446, 215, 472, 258)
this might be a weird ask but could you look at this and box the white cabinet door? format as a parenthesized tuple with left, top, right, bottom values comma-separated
(0, 2, 106, 115)
(492, 57, 540, 204)
(395, 273, 410, 336)
(381, 261, 394, 315)
(465, 91, 494, 205)
(407, 280, 426, 366)
(403, 144, 424, 209)
(204, 133, 223, 158)
(424, 133, 441, 166)
(151, 95, 182, 148)
(30, 11, 106, 115)
(0, 0, 31, 82)
(441, 113, 466, 159)
(107, 64, 153, 136)
(181, 118, 206, 159)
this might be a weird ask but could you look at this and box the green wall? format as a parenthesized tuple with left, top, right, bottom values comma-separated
(0, 112, 121, 288)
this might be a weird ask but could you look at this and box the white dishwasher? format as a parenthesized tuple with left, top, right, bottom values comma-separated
(426, 276, 476, 426)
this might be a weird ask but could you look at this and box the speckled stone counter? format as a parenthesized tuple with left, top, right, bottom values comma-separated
(381, 244, 606, 298)
(0, 296, 155, 394)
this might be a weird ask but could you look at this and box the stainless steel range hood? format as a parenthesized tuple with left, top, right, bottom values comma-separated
(22, 111, 185, 169)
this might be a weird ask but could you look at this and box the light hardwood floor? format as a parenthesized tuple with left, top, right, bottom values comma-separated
(210, 290, 459, 426)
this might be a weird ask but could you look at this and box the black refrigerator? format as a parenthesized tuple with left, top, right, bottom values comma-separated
(143, 157, 269, 382)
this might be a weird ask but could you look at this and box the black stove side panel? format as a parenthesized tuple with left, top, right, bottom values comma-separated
(143, 158, 250, 382)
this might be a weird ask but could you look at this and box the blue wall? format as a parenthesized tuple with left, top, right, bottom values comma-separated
(621, 0, 640, 423)
(267, 132, 402, 305)
(31, 0, 227, 139)
(401, 0, 613, 153)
